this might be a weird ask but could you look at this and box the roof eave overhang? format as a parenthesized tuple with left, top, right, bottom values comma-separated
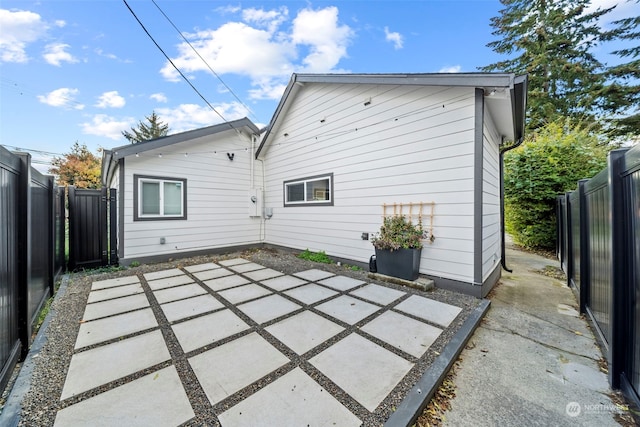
(110, 117, 259, 161)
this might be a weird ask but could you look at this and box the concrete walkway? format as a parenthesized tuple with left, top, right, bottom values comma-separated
(443, 241, 627, 426)
(49, 258, 466, 426)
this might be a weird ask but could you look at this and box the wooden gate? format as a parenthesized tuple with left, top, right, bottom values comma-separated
(68, 186, 117, 270)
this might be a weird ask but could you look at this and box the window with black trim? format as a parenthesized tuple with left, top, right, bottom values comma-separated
(284, 173, 333, 206)
(134, 175, 187, 221)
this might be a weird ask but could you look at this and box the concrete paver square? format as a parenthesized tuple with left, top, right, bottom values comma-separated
(318, 275, 366, 292)
(82, 293, 149, 321)
(202, 275, 250, 292)
(153, 283, 208, 304)
(259, 275, 307, 291)
(189, 332, 289, 405)
(218, 367, 360, 427)
(229, 262, 265, 273)
(160, 294, 224, 322)
(194, 268, 234, 281)
(218, 258, 250, 266)
(266, 311, 344, 355)
(75, 308, 157, 349)
(146, 275, 194, 291)
(294, 269, 335, 282)
(91, 276, 140, 291)
(54, 366, 193, 427)
(350, 284, 406, 305)
(87, 283, 143, 303)
(284, 284, 339, 305)
(184, 262, 220, 273)
(237, 294, 301, 324)
(395, 295, 462, 327)
(172, 309, 249, 353)
(362, 311, 442, 358)
(310, 333, 413, 411)
(61, 330, 170, 400)
(316, 295, 381, 325)
(244, 268, 284, 281)
(218, 284, 272, 304)
(143, 268, 184, 281)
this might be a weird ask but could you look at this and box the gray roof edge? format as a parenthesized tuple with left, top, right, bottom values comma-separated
(511, 74, 529, 142)
(111, 117, 259, 159)
(293, 72, 518, 88)
(255, 73, 299, 158)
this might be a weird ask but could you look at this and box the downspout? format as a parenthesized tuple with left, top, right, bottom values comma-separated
(499, 136, 524, 272)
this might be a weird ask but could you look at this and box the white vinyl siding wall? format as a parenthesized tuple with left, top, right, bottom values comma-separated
(119, 132, 261, 259)
(261, 84, 477, 283)
(481, 106, 502, 280)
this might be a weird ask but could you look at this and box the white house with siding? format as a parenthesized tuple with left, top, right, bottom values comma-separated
(102, 73, 527, 297)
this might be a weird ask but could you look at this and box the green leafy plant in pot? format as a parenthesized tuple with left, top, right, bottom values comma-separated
(371, 215, 427, 281)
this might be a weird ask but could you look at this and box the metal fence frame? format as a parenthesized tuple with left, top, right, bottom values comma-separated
(557, 146, 640, 410)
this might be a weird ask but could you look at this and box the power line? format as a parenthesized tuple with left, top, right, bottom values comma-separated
(122, 0, 235, 131)
(1, 144, 63, 157)
(150, 0, 260, 124)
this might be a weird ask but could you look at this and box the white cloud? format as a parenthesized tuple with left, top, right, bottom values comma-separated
(384, 27, 404, 50)
(292, 7, 354, 72)
(439, 65, 462, 73)
(0, 9, 47, 63)
(161, 6, 353, 100)
(161, 22, 294, 85)
(150, 93, 168, 103)
(95, 91, 125, 108)
(80, 114, 134, 140)
(37, 87, 85, 110)
(156, 102, 251, 133)
(43, 43, 78, 66)
(586, 0, 640, 27)
(242, 7, 288, 32)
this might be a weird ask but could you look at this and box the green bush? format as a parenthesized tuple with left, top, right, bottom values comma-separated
(504, 120, 609, 250)
(298, 249, 333, 264)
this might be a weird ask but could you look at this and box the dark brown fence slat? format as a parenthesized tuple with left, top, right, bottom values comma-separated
(0, 146, 22, 393)
(68, 187, 109, 270)
(557, 146, 640, 409)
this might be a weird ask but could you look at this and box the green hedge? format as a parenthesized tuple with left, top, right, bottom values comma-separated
(504, 120, 610, 250)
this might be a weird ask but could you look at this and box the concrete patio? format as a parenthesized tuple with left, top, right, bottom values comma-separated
(48, 258, 468, 426)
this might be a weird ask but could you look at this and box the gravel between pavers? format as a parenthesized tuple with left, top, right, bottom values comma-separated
(14, 246, 480, 427)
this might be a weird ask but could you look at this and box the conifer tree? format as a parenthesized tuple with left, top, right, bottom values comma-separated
(600, 1, 640, 138)
(122, 111, 170, 143)
(481, 0, 615, 131)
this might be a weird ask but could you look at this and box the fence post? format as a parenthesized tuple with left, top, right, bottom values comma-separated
(608, 148, 629, 389)
(109, 188, 118, 265)
(564, 192, 572, 288)
(100, 187, 108, 266)
(15, 153, 32, 359)
(577, 179, 589, 314)
(68, 186, 76, 271)
(47, 175, 55, 297)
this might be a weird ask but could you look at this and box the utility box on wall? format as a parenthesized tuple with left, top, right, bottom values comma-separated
(248, 188, 263, 217)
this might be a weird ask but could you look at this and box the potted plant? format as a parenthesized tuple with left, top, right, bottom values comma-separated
(371, 215, 427, 281)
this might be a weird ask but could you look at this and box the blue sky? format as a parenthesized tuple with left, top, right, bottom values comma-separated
(0, 0, 637, 172)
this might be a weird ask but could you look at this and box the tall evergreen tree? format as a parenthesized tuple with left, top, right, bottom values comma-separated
(122, 111, 170, 144)
(481, 0, 615, 131)
(600, 1, 640, 138)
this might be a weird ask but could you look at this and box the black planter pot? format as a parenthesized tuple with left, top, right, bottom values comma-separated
(374, 247, 422, 281)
